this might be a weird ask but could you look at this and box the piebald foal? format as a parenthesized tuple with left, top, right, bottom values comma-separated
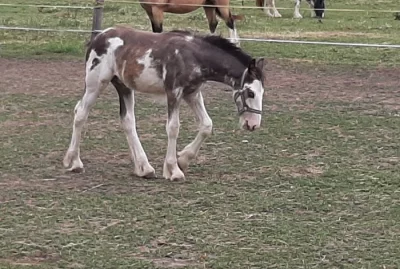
(63, 26, 265, 181)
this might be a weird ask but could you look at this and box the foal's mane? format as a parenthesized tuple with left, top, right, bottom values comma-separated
(170, 30, 252, 66)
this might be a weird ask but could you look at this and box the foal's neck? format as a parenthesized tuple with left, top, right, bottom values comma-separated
(199, 50, 250, 90)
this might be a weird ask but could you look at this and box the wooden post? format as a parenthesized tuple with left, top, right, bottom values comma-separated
(91, 0, 104, 41)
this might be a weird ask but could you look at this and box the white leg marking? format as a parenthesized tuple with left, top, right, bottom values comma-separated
(178, 92, 212, 172)
(121, 92, 156, 178)
(229, 22, 240, 47)
(271, 0, 282, 17)
(263, 0, 274, 17)
(163, 100, 185, 181)
(294, 0, 303, 18)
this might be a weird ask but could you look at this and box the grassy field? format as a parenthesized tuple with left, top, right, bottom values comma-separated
(1, 0, 400, 268)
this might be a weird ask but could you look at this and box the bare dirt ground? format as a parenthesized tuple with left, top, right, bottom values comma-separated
(1, 58, 399, 108)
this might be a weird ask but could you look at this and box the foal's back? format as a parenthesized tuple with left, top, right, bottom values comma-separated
(86, 26, 200, 95)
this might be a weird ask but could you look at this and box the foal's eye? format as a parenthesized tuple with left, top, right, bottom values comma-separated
(248, 91, 255, 98)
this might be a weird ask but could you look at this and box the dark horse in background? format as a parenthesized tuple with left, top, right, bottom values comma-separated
(139, 0, 244, 45)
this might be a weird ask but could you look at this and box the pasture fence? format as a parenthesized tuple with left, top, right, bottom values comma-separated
(1, 0, 400, 48)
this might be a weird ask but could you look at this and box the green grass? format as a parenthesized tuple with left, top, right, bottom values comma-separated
(1, 58, 400, 268)
(1, 0, 400, 64)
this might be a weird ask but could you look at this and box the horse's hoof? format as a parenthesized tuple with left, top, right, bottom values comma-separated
(135, 166, 156, 179)
(170, 173, 186, 182)
(142, 170, 156, 179)
(67, 167, 85, 173)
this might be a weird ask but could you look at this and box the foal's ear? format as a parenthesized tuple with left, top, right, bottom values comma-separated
(255, 58, 265, 70)
(248, 58, 265, 71)
(248, 58, 265, 79)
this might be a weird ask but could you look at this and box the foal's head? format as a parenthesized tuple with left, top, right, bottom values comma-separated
(234, 58, 265, 131)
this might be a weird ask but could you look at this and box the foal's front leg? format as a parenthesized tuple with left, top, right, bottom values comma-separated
(178, 92, 213, 172)
(163, 89, 185, 181)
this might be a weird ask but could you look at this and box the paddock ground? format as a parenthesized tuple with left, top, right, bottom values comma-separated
(0, 57, 399, 268)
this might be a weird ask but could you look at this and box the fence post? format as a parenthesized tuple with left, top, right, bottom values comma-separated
(91, 0, 104, 41)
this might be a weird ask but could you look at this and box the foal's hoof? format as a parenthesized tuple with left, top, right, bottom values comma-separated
(135, 166, 156, 179)
(170, 173, 186, 182)
(67, 167, 85, 173)
(141, 170, 156, 179)
(163, 167, 186, 181)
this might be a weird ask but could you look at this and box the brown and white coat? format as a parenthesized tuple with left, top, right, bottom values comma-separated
(63, 26, 265, 181)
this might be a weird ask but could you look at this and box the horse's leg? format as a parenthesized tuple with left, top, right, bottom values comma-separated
(204, 7, 219, 34)
(270, 0, 282, 17)
(63, 62, 110, 172)
(294, 0, 303, 18)
(263, 0, 274, 17)
(150, 6, 164, 33)
(111, 77, 156, 178)
(306, 0, 315, 17)
(177, 92, 212, 172)
(216, 6, 240, 46)
(163, 88, 185, 181)
(271, 0, 282, 17)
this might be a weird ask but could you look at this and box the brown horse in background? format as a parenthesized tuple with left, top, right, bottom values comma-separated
(139, 0, 244, 45)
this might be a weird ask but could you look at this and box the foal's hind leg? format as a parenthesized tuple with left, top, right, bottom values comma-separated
(178, 92, 212, 172)
(63, 65, 110, 172)
(111, 77, 155, 178)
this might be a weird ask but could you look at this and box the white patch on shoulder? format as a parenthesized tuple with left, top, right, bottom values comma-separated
(175, 49, 179, 55)
(135, 49, 164, 95)
(185, 36, 194, 42)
